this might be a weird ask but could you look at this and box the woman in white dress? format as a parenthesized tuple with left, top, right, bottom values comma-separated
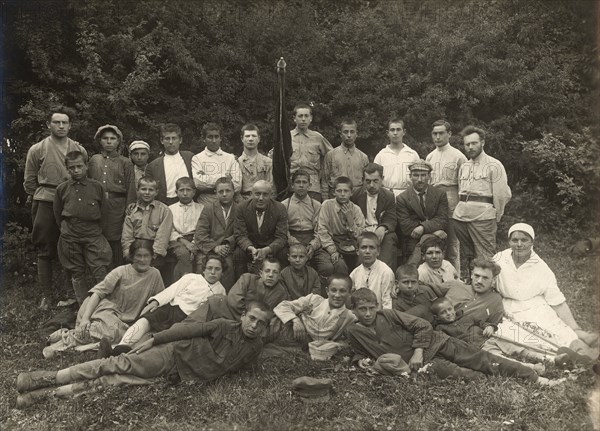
(494, 223, 597, 359)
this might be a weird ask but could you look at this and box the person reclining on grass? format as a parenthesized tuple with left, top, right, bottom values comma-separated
(346, 288, 564, 385)
(271, 273, 356, 345)
(164, 258, 288, 329)
(100, 254, 227, 357)
(431, 297, 567, 375)
(15, 301, 273, 409)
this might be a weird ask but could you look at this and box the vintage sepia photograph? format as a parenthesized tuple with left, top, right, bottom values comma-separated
(1, 0, 599, 429)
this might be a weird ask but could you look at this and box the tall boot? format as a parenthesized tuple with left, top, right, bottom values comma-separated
(37, 257, 53, 308)
(71, 277, 89, 306)
(16, 370, 57, 393)
(16, 387, 57, 409)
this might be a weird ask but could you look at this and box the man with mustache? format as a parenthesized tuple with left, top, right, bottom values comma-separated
(396, 160, 449, 266)
(450, 126, 511, 274)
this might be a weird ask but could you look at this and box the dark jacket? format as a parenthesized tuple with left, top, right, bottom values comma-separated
(144, 151, 194, 204)
(351, 187, 397, 233)
(396, 186, 448, 236)
(235, 198, 288, 254)
(194, 201, 238, 254)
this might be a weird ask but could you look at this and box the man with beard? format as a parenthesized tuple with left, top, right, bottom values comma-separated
(451, 126, 511, 269)
(396, 160, 448, 266)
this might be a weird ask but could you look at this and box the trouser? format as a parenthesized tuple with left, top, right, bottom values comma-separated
(57, 234, 112, 304)
(109, 240, 123, 268)
(402, 234, 438, 266)
(435, 185, 460, 272)
(62, 343, 178, 384)
(168, 235, 195, 282)
(32, 200, 60, 296)
(376, 231, 398, 271)
(436, 337, 537, 381)
(196, 252, 236, 291)
(451, 218, 497, 261)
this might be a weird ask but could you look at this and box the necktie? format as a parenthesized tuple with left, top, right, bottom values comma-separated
(257, 211, 264, 229)
(418, 192, 426, 214)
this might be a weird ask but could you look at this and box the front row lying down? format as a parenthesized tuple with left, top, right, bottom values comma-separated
(17, 261, 573, 408)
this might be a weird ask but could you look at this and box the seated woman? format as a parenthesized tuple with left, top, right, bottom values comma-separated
(103, 253, 226, 356)
(43, 240, 165, 358)
(494, 223, 597, 359)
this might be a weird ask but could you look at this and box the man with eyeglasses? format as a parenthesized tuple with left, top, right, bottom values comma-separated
(146, 123, 194, 205)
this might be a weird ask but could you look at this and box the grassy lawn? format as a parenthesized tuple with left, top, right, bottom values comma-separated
(0, 233, 598, 430)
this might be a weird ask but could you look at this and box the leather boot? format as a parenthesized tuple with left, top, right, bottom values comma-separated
(71, 277, 89, 306)
(16, 387, 56, 409)
(16, 370, 57, 393)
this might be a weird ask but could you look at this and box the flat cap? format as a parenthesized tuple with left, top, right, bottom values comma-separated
(94, 124, 123, 141)
(129, 140, 150, 152)
(292, 376, 333, 399)
(373, 353, 410, 376)
(408, 159, 433, 173)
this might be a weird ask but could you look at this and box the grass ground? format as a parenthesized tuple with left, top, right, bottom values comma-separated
(0, 232, 598, 430)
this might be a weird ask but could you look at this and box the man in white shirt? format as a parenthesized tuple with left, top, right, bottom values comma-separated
(374, 118, 419, 197)
(272, 273, 356, 345)
(146, 123, 194, 205)
(349, 232, 394, 310)
(426, 120, 467, 272)
(192, 123, 240, 205)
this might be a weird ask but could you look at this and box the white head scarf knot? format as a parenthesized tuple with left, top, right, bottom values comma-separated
(508, 223, 535, 241)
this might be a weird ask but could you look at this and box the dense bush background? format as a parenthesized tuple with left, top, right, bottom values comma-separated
(2, 0, 598, 230)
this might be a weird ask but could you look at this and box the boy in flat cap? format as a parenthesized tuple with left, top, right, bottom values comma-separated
(88, 125, 133, 267)
(396, 160, 449, 266)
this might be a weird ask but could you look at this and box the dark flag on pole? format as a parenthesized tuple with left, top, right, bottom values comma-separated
(272, 57, 292, 201)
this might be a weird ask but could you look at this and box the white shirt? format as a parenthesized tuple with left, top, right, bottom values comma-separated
(163, 153, 189, 198)
(349, 259, 394, 310)
(365, 193, 378, 227)
(191, 148, 240, 192)
(373, 144, 419, 196)
(418, 260, 458, 286)
(168, 201, 204, 241)
(149, 273, 226, 315)
(426, 144, 467, 187)
(274, 294, 356, 341)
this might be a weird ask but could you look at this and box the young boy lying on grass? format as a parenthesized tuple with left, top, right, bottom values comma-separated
(346, 288, 564, 386)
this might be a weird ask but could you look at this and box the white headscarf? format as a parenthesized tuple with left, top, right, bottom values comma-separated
(508, 223, 535, 241)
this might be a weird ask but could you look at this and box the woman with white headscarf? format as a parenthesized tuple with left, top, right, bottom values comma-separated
(494, 223, 597, 358)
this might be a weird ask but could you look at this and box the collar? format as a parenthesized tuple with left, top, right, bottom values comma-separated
(69, 177, 88, 185)
(292, 127, 311, 137)
(179, 202, 194, 207)
(385, 143, 408, 153)
(203, 148, 224, 156)
(240, 151, 258, 161)
(413, 187, 428, 196)
(291, 194, 312, 204)
(164, 152, 182, 159)
(134, 165, 147, 171)
(334, 200, 348, 211)
(102, 152, 120, 159)
(341, 145, 356, 154)
(135, 200, 156, 210)
(435, 144, 451, 152)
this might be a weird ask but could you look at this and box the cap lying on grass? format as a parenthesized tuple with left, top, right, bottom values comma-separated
(292, 376, 333, 399)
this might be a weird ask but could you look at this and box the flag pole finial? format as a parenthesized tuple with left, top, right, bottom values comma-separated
(277, 57, 286, 71)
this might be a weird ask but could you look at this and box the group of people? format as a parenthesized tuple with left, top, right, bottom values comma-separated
(15, 105, 597, 408)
